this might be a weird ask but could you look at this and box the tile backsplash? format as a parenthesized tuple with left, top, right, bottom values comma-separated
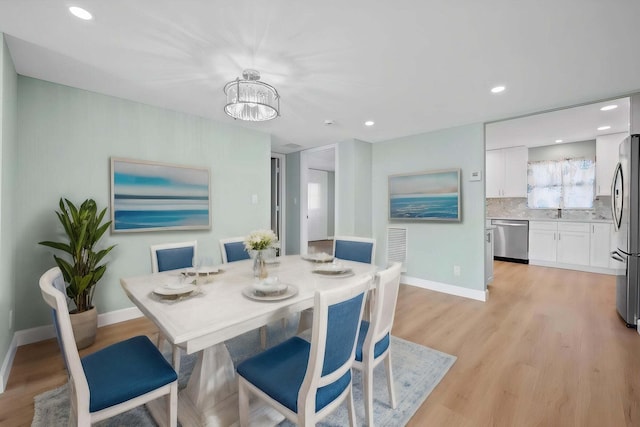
(486, 197, 612, 221)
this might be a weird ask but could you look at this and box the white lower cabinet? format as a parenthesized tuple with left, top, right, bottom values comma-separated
(485, 228, 494, 285)
(529, 221, 615, 273)
(590, 223, 613, 268)
(556, 222, 590, 266)
(529, 222, 557, 262)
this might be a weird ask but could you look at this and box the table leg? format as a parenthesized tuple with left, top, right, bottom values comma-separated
(147, 343, 239, 427)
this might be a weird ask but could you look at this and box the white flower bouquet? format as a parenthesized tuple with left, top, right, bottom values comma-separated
(244, 229, 278, 252)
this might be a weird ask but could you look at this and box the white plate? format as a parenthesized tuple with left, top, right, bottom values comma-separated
(301, 253, 334, 263)
(312, 264, 352, 275)
(196, 266, 220, 274)
(153, 284, 197, 297)
(242, 284, 298, 301)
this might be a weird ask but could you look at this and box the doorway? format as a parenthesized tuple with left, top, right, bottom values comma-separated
(300, 145, 336, 255)
(271, 153, 285, 255)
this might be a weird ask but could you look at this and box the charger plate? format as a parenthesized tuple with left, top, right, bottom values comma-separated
(242, 284, 298, 301)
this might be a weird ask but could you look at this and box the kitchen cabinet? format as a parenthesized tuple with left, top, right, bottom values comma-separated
(529, 220, 618, 273)
(556, 222, 590, 266)
(529, 221, 558, 262)
(590, 223, 612, 268)
(486, 146, 528, 198)
(485, 228, 494, 285)
(596, 132, 627, 196)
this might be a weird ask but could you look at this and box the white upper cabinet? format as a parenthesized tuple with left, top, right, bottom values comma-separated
(596, 132, 627, 196)
(486, 146, 528, 198)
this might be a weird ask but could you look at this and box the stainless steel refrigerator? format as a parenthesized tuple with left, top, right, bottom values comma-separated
(611, 134, 640, 327)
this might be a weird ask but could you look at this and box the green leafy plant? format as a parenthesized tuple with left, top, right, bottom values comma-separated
(39, 198, 116, 312)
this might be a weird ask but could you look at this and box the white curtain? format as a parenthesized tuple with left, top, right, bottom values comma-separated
(527, 158, 595, 209)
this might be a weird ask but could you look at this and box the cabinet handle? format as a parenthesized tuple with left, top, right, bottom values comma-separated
(558, 232, 561, 241)
(553, 232, 556, 241)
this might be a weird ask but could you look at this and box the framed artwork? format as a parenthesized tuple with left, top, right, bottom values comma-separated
(110, 157, 211, 232)
(388, 168, 461, 221)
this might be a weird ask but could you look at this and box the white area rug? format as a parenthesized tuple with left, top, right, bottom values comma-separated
(32, 323, 455, 426)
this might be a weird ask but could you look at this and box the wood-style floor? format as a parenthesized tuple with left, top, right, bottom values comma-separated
(1, 261, 639, 426)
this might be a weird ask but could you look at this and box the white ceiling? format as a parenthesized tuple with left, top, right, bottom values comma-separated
(486, 97, 630, 150)
(1, 1, 639, 154)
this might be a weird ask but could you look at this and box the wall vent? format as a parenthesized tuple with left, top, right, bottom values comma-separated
(387, 226, 407, 272)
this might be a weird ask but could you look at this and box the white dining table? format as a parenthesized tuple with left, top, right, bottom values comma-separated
(120, 255, 377, 427)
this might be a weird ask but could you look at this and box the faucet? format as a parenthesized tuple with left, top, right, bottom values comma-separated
(557, 208, 562, 219)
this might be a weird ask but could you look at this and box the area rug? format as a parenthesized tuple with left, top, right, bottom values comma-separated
(32, 321, 455, 426)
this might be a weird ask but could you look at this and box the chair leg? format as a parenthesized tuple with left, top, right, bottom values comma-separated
(157, 331, 165, 350)
(384, 353, 397, 409)
(167, 383, 178, 427)
(297, 308, 313, 334)
(172, 345, 181, 372)
(238, 378, 250, 427)
(260, 326, 267, 349)
(363, 361, 375, 427)
(347, 384, 357, 427)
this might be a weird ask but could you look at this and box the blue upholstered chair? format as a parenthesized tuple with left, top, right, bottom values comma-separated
(333, 236, 376, 264)
(150, 240, 197, 273)
(219, 237, 250, 263)
(237, 276, 370, 426)
(353, 262, 402, 427)
(150, 240, 197, 368)
(39, 267, 178, 426)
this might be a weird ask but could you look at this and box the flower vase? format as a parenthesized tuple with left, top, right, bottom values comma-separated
(253, 250, 268, 279)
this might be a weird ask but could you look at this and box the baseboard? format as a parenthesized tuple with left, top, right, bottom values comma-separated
(529, 260, 619, 275)
(402, 275, 487, 302)
(0, 334, 18, 393)
(0, 306, 143, 394)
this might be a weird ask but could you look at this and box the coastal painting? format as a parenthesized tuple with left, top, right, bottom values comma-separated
(388, 169, 461, 221)
(110, 158, 211, 232)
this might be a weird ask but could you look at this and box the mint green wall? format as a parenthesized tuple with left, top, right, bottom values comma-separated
(336, 139, 372, 236)
(17, 77, 271, 330)
(372, 124, 486, 290)
(0, 34, 17, 372)
(285, 151, 300, 254)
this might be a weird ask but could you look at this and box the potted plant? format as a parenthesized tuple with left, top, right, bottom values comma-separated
(39, 198, 115, 349)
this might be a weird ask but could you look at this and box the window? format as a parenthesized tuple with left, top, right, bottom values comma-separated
(527, 158, 595, 209)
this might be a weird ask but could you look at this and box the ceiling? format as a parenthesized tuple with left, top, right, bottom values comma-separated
(486, 97, 630, 150)
(1, 1, 639, 154)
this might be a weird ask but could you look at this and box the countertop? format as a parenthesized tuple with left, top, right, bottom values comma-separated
(488, 217, 613, 224)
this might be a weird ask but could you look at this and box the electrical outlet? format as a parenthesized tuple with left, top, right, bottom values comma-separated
(9, 309, 13, 330)
(453, 265, 461, 277)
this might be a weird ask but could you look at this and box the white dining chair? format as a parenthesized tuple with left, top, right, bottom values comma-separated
(219, 237, 250, 263)
(39, 267, 178, 426)
(237, 276, 370, 426)
(150, 240, 198, 273)
(298, 235, 377, 334)
(150, 240, 197, 368)
(333, 236, 376, 264)
(353, 262, 402, 427)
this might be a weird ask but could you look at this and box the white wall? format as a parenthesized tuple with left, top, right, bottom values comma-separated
(372, 124, 486, 292)
(16, 77, 272, 330)
(336, 139, 372, 236)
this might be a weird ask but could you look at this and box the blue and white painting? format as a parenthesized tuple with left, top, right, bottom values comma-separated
(389, 169, 461, 221)
(111, 158, 210, 232)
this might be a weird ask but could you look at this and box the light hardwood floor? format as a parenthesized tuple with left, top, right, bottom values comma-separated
(1, 261, 639, 426)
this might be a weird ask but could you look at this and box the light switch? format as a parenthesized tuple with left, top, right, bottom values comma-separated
(469, 171, 482, 181)
(251, 194, 258, 204)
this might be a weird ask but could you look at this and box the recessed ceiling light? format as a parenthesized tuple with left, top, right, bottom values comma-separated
(600, 104, 618, 111)
(364, 120, 375, 127)
(490, 86, 505, 94)
(555, 139, 563, 143)
(69, 6, 93, 20)
(597, 126, 611, 131)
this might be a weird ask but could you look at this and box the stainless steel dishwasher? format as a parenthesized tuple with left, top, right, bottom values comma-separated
(491, 219, 529, 263)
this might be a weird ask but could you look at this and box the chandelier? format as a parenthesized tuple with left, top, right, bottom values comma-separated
(223, 69, 280, 122)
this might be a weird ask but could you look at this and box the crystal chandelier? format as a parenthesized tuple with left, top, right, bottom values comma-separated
(223, 69, 280, 122)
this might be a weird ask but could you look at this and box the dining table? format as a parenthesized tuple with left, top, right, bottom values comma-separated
(120, 254, 377, 427)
